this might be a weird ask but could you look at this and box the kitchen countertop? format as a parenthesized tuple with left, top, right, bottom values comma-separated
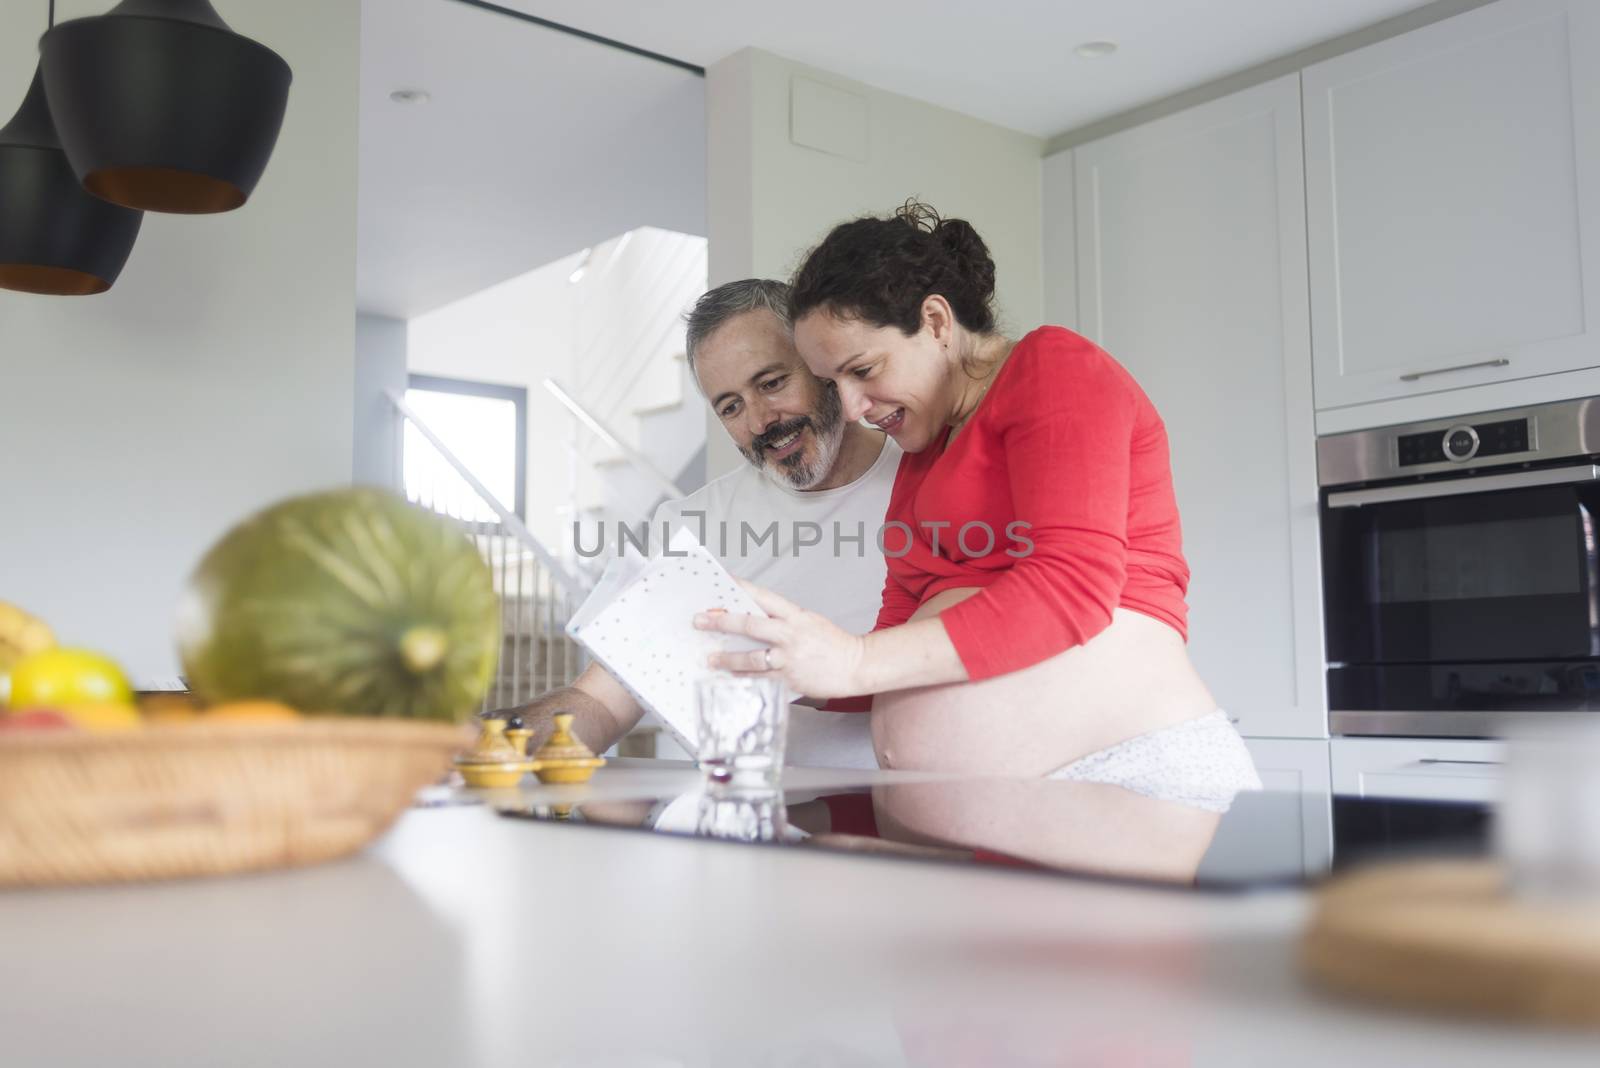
(2, 760, 1596, 1067)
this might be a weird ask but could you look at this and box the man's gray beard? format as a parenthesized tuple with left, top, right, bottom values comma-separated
(741, 386, 846, 490)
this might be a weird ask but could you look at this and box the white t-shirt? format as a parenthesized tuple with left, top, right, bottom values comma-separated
(648, 435, 902, 768)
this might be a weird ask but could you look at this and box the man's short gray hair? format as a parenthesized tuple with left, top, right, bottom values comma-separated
(683, 279, 791, 371)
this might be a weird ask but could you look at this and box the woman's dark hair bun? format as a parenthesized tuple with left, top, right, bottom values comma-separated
(893, 198, 941, 232)
(932, 217, 996, 310)
(789, 198, 998, 337)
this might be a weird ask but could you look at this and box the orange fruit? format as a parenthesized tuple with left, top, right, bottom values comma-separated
(56, 703, 142, 731)
(139, 693, 202, 723)
(205, 700, 301, 721)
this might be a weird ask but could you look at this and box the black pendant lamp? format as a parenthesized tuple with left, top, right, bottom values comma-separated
(39, 0, 292, 215)
(0, 50, 142, 295)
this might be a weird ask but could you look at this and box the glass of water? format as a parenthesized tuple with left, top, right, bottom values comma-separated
(695, 784, 790, 842)
(695, 673, 789, 785)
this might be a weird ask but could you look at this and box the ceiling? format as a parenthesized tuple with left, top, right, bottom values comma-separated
(495, 0, 1440, 138)
(358, 0, 705, 318)
(360, 0, 1443, 318)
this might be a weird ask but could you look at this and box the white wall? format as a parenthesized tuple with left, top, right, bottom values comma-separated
(406, 228, 708, 553)
(407, 247, 585, 552)
(0, 0, 360, 687)
(705, 48, 1046, 476)
(354, 313, 408, 491)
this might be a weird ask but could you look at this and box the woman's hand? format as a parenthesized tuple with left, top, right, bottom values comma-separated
(694, 580, 867, 699)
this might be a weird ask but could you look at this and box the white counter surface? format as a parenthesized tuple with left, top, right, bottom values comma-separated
(2, 761, 1595, 1067)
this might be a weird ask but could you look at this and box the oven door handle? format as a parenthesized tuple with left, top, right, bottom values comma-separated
(1326, 464, 1600, 508)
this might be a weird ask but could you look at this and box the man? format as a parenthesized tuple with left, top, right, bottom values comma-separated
(507, 279, 900, 768)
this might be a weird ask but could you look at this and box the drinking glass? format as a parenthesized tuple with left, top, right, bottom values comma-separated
(694, 784, 790, 842)
(695, 673, 789, 785)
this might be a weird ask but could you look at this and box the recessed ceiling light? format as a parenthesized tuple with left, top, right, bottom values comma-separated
(1075, 41, 1118, 59)
(389, 88, 431, 105)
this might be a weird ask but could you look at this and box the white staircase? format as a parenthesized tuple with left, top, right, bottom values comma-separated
(384, 225, 709, 709)
(564, 228, 709, 551)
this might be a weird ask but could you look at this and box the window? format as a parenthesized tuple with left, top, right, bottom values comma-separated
(402, 374, 526, 522)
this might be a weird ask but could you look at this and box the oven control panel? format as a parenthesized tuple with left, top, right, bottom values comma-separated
(1398, 417, 1530, 466)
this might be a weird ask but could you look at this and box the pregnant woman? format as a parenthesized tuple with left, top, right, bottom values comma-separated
(697, 201, 1259, 811)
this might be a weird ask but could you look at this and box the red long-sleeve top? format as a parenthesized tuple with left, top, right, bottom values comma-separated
(874, 326, 1190, 680)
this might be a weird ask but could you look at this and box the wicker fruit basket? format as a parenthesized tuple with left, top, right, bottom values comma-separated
(0, 718, 471, 888)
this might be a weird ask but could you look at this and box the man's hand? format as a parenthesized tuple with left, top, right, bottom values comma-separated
(693, 579, 868, 699)
(492, 663, 644, 754)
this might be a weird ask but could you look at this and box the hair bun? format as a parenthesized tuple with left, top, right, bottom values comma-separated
(788, 198, 999, 336)
(894, 198, 941, 233)
(934, 218, 996, 308)
(893, 198, 997, 308)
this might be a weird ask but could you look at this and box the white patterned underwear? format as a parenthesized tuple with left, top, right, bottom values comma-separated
(1048, 710, 1263, 813)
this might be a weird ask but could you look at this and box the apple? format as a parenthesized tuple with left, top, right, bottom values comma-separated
(0, 709, 76, 731)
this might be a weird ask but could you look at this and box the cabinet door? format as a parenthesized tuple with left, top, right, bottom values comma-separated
(1304, 0, 1600, 411)
(1199, 739, 1333, 880)
(1071, 75, 1325, 740)
(1331, 738, 1505, 803)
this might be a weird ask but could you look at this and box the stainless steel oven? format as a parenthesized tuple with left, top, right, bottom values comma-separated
(1318, 397, 1600, 738)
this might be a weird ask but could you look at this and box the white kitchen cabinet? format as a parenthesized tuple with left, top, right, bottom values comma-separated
(1304, 0, 1600, 414)
(1064, 74, 1325, 740)
(1331, 737, 1505, 804)
(1040, 150, 1077, 330)
(1199, 739, 1333, 880)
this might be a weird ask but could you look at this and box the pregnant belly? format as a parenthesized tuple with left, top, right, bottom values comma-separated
(870, 588, 1216, 776)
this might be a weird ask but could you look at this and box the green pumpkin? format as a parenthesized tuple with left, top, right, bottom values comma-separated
(178, 488, 498, 721)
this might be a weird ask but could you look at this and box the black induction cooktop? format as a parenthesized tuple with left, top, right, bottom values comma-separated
(496, 776, 1492, 892)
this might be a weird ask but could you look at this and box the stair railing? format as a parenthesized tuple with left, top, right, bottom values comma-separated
(543, 377, 685, 501)
(386, 389, 588, 710)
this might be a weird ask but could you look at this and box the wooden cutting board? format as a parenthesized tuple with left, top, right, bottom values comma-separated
(1300, 859, 1600, 1027)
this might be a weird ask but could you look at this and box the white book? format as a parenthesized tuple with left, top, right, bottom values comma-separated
(567, 527, 768, 751)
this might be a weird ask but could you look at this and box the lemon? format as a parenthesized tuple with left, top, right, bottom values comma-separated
(7, 648, 134, 710)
